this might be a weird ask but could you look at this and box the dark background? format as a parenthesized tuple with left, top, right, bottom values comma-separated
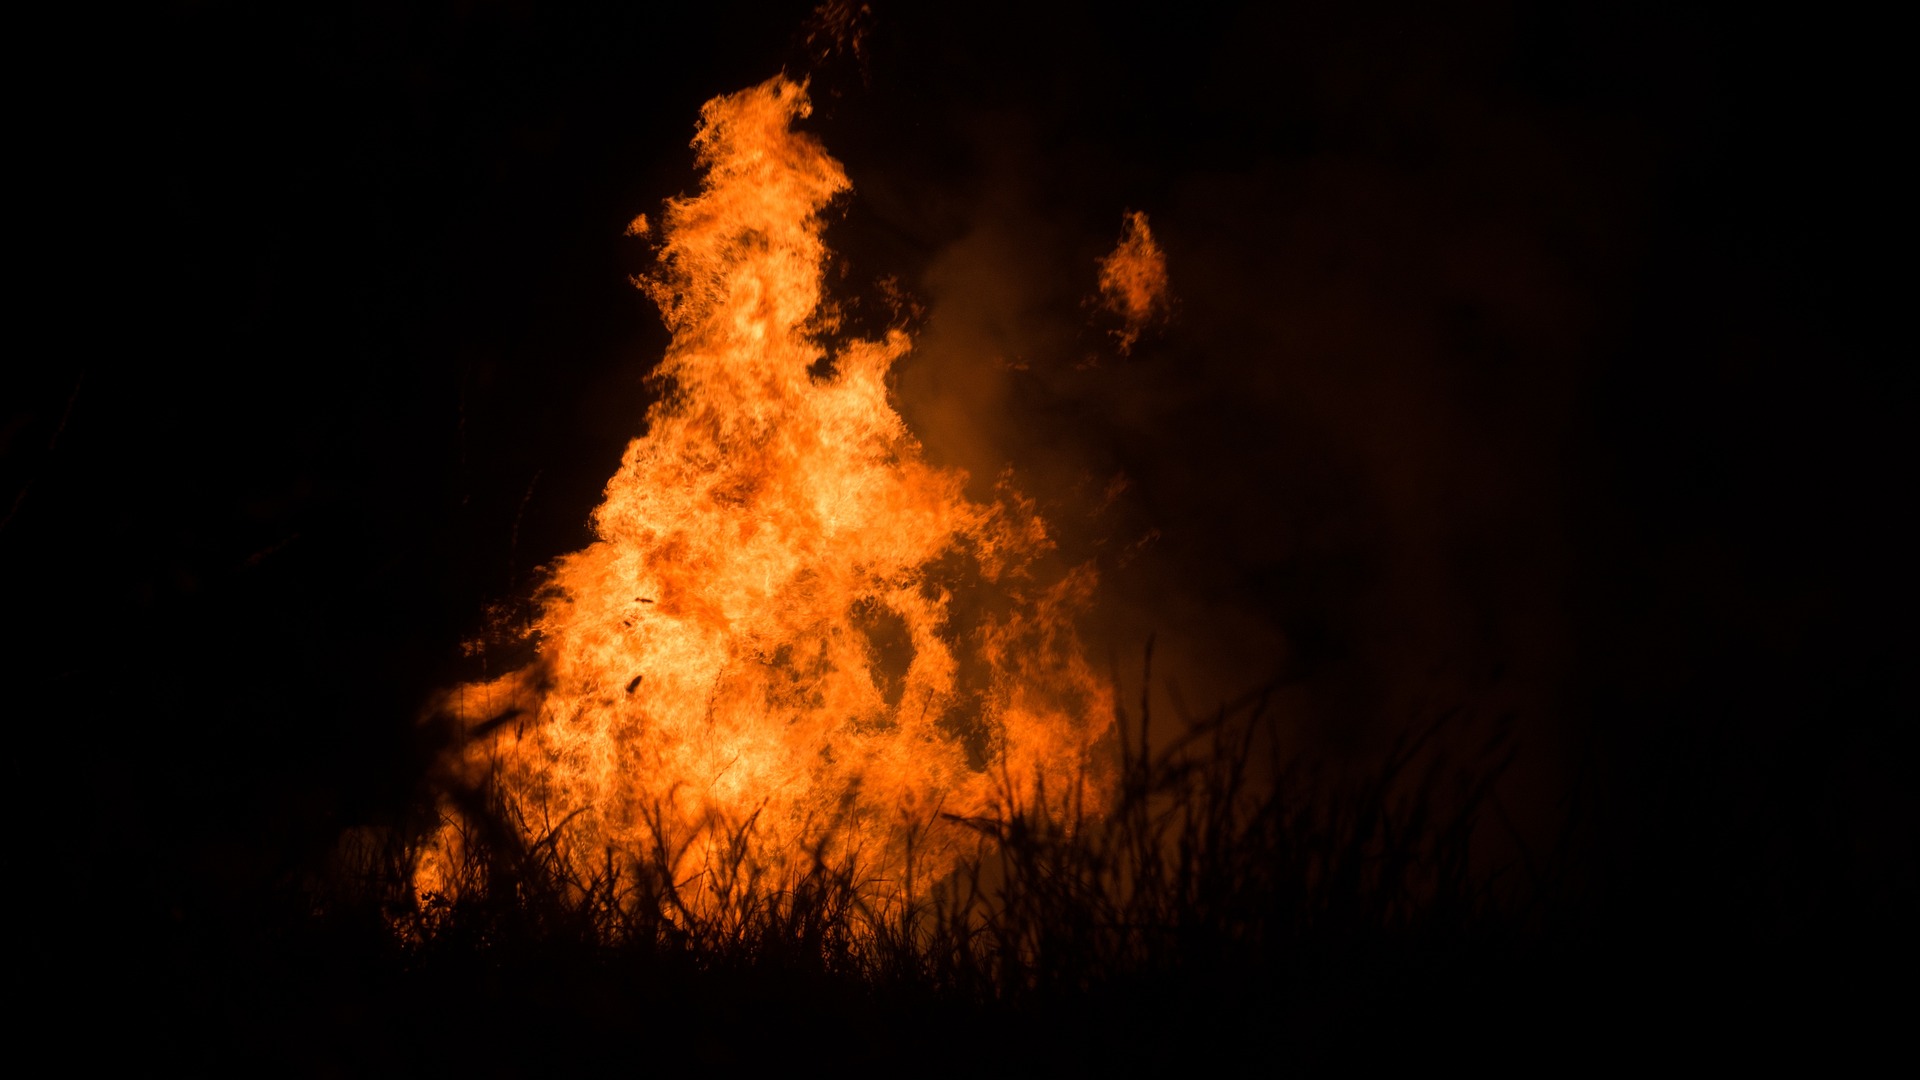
(10, 0, 1907, 1052)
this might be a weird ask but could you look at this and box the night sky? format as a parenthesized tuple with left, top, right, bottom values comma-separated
(11, 0, 1907, 1051)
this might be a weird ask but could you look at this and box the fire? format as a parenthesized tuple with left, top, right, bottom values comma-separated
(1096, 210, 1170, 355)
(417, 76, 1113, 920)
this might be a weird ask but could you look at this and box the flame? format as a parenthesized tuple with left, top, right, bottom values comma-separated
(1096, 210, 1170, 355)
(419, 76, 1113, 920)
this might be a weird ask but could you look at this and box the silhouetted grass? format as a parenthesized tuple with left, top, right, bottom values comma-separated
(73, 624, 1910, 1075)
(261, 642, 1550, 1071)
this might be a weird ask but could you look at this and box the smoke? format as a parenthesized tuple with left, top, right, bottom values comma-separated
(765, 2, 1695, 871)
(864, 19, 1593, 686)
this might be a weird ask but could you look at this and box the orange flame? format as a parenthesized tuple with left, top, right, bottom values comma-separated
(1097, 210, 1170, 355)
(418, 76, 1113, 919)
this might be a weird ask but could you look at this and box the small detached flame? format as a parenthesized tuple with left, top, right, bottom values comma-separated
(416, 76, 1113, 922)
(1097, 210, 1171, 355)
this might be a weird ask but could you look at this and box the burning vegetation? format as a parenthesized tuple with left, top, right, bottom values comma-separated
(416, 75, 1113, 923)
(39, 2, 1891, 1069)
(372, 74, 1518, 1037)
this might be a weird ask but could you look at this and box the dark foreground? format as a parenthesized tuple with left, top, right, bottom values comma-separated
(47, 688, 1912, 1073)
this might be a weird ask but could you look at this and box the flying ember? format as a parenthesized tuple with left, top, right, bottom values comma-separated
(416, 76, 1114, 919)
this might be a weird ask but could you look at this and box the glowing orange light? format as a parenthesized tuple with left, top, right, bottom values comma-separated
(417, 76, 1112, 921)
(1097, 210, 1170, 355)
